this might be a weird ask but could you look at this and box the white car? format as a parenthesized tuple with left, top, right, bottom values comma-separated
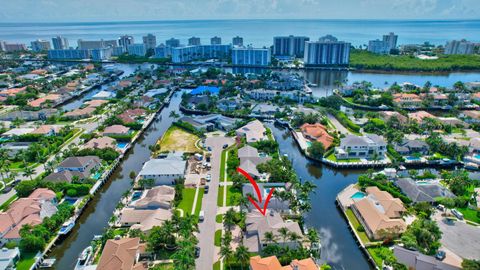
(206, 174, 212, 181)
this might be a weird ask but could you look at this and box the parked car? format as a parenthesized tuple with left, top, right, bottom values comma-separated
(195, 247, 200, 258)
(204, 185, 209, 193)
(199, 211, 205, 222)
(451, 209, 464, 220)
(206, 174, 211, 182)
(222, 144, 228, 149)
(435, 250, 446, 261)
(11, 180, 21, 187)
(2, 186, 12, 193)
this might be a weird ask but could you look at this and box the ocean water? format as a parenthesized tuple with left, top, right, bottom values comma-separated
(1, 19, 479, 47)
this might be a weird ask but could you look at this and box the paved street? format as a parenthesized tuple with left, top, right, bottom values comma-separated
(327, 113, 351, 135)
(196, 135, 234, 269)
(434, 211, 480, 260)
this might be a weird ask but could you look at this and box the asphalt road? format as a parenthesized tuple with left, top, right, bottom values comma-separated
(196, 135, 234, 269)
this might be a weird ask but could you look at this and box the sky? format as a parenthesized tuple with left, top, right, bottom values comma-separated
(0, 0, 479, 23)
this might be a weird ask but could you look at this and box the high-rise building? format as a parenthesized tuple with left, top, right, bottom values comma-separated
(445, 39, 475, 55)
(31, 40, 51, 52)
(273, 35, 310, 58)
(166, 38, 180, 48)
(232, 36, 243, 47)
(0, 41, 5, 51)
(368, 39, 390, 54)
(112, 46, 126, 56)
(52, 36, 69, 50)
(47, 49, 91, 59)
(2, 43, 27, 52)
(77, 39, 117, 50)
(154, 44, 172, 58)
(210, 36, 222, 45)
(91, 47, 113, 61)
(232, 47, 270, 66)
(188, 37, 201, 46)
(382, 32, 398, 51)
(119, 35, 134, 50)
(171, 44, 231, 63)
(304, 35, 350, 66)
(127, 44, 146, 56)
(142, 34, 157, 50)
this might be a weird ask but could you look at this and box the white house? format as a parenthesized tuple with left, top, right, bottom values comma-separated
(138, 153, 186, 185)
(335, 134, 387, 160)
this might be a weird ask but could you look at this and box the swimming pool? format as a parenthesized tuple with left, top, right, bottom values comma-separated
(131, 191, 143, 201)
(474, 155, 480, 160)
(416, 181, 431, 185)
(306, 141, 312, 147)
(64, 198, 77, 205)
(92, 172, 102, 180)
(350, 191, 366, 200)
(406, 156, 421, 161)
(117, 142, 128, 149)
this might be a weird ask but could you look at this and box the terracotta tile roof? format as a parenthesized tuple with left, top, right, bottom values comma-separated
(0, 86, 27, 96)
(84, 137, 117, 150)
(290, 258, 319, 270)
(300, 123, 334, 149)
(97, 237, 147, 270)
(250, 256, 289, 270)
(31, 125, 61, 135)
(103, 125, 130, 135)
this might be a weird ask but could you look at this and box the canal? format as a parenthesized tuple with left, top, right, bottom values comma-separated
(48, 91, 184, 269)
(268, 123, 373, 270)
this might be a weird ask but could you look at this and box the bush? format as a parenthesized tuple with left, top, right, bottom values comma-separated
(66, 189, 78, 197)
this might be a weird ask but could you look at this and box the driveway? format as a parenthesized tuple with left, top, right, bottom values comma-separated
(327, 113, 351, 135)
(434, 211, 480, 260)
(196, 135, 234, 269)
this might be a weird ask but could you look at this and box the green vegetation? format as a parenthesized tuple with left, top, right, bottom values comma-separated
(366, 246, 406, 270)
(0, 195, 17, 211)
(329, 109, 361, 133)
(225, 186, 243, 206)
(325, 152, 361, 163)
(345, 209, 370, 243)
(177, 188, 197, 215)
(214, 229, 222, 247)
(216, 214, 224, 223)
(457, 207, 480, 224)
(194, 188, 204, 216)
(217, 186, 225, 206)
(350, 49, 480, 71)
(219, 149, 227, 182)
(401, 217, 442, 255)
(16, 252, 37, 270)
(116, 54, 171, 64)
(358, 173, 412, 204)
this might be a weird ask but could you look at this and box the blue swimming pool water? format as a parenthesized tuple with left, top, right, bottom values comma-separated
(117, 142, 128, 149)
(131, 191, 143, 201)
(306, 141, 312, 147)
(92, 172, 102, 180)
(474, 155, 480, 160)
(406, 156, 421, 161)
(350, 191, 366, 200)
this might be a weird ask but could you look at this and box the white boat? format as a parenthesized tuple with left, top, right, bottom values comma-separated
(39, 258, 56, 268)
(74, 246, 93, 270)
(58, 218, 75, 235)
(465, 162, 479, 171)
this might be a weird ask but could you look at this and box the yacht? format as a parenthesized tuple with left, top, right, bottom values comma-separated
(74, 246, 93, 270)
(58, 218, 75, 235)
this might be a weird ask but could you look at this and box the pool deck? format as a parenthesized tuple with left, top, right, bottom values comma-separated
(337, 184, 362, 210)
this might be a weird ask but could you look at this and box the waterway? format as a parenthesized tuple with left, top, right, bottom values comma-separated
(268, 123, 372, 270)
(48, 90, 184, 269)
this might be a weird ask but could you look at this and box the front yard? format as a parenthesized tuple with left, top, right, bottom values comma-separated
(177, 187, 204, 216)
(326, 152, 361, 163)
(345, 208, 371, 244)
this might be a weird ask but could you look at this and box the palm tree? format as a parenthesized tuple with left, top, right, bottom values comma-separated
(263, 231, 277, 245)
(23, 166, 35, 180)
(235, 245, 250, 270)
(278, 227, 290, 247)
(238, 196, 249, 212)
(219, 244, 233, 270)
(307, 228, 320, 247)
(224, 208, 236, 231)
(172, 245, 196, 270)
(289, 232, 302, 246)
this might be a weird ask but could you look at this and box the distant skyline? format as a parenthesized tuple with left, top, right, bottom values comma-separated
(1, 0, 480, 23)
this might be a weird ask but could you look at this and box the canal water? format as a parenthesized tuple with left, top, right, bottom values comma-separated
(268, 123, 372, 270)
(48, 91, 184, 269)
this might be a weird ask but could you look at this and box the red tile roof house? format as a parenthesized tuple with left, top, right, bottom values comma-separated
(300, 123, 334, 149)
(63, 107, 96, 120)
(407, 111, 436, 124)
(96, 237, 148, 270)
(84, 137, 117, 150)
(0, 188, 57, 243)
(102, 125, 130, 136)
(117, 109, 146, 124)
(393, 93, 422, 108)
(28, 94, 63, 108)
(31, 125, 62, 136)
(0, 86, 27, 97)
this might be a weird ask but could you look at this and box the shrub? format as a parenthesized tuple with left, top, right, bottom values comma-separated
(66, 189, 78, 197)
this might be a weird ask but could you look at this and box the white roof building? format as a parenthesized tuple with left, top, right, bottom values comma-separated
(138, 153, 186, 185)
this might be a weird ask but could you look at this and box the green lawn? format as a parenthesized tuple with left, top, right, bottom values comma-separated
(177, 188, 196, 215)
(155, 125, 200, 154)
(213, 261, 222, 270)
(16, 252, 37, 270)
(225, 186, 242, 206)
(217, 186, 225, 206)
(214, 229, 222, 247)
(326, 153, 361, 163)
(216, 214, 224, 223)
(345, 208, 371, 244)
(457, 207, 480, 224)
(219, 149, 227, 182)
(153, 263, 174, 269)
(0, 195, 17, 211)
(194, 188, 204, 216)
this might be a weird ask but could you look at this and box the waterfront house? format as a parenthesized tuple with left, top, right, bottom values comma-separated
(395, 178, 455, 203)
(118, 209, 173, 233)
(245, 88, 312, 103)
(393, 93, 422, 108)
(238, 145, 272, 179)
(244, 209, 303, 253)
(393, 245, 461, 270)
(0, 86, 26, 97)
(243, 183, 289, 212)
(85, 99, 108, 108)
(236, 120, 267, 143)
(84, 137, 117, 150)
(118, 109, 146, 124)
(460, 110, 480, 124)
(186, 95, 211, 110)
(217, 98, 241, 112)
(0, 142, 31, 158)
(28, 94, 63, 108)
(0, 247, 20, 270)
(0, 109, 58, 121)
(102, 125, 130, 136)
(249, 256, 318, 270)
(45, 156, 101, 183)
(130, 186, 175, 210)
(251, 104, 283, 116)
(351, 187, 406, 240)
(379, 111, 408, 124)
(96, 237, 148, 270)
(91, 90, 114, 100)
(1, 128, 34, 138)
(300, 123, 334, 149)
(63, 106, 96, 120)
(138, 153, 186, 185)
(0, 188, 57, 243)
(393, 139, 429, 155)
(437, 117, 468, 128)
(189, 86, 220, 96)
(335, 134, 387, 160)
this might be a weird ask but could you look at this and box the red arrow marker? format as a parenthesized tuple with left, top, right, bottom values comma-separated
(237, 167, 275, 216)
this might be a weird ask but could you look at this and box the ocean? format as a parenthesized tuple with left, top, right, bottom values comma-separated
(1, 19, 479, 47)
